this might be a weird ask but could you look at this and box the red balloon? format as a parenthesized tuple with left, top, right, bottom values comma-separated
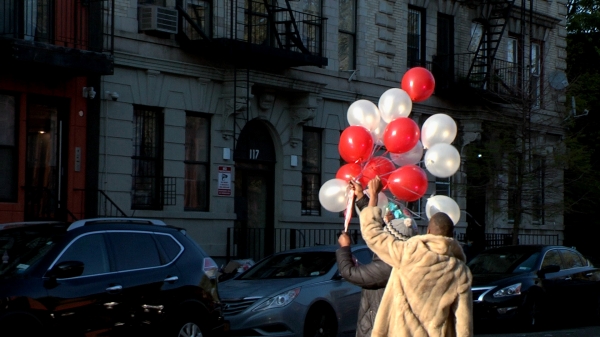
(359, 157, 396, 188)
(401, 67, 435, 102)
(336, 163, 362, 182)
(383, 118, 420, 154)
(387, 165, 428, 202)
(339, 126, 374, 163)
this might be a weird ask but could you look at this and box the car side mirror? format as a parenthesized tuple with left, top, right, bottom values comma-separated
(537, 264, 560, 278)
(47, 261, 85, 279)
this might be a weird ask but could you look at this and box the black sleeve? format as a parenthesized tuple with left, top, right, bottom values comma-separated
(335, 246, 392, 289)
(355, 194, 370, 211)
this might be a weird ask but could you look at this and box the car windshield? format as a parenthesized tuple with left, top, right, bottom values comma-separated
(0, 224, 65, 279)
(239, 251, 336, 280)
(467, 250, 540, 274)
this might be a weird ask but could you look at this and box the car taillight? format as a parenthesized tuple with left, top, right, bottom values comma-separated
(203, 257, 219, 279)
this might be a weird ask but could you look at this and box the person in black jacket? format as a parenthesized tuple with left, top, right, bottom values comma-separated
(336, 177, 416, 337)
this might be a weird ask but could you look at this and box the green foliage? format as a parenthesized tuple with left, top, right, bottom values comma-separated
(567, 0, 600, 33)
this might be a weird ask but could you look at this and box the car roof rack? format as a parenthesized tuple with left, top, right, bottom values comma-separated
(67, 218, 167, 231)
(0, 221, 66, 230)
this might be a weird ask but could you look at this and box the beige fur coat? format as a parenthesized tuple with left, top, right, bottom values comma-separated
(359, 206, 473, 337)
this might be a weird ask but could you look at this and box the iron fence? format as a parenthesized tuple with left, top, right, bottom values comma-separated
(228, 227, 560, 262)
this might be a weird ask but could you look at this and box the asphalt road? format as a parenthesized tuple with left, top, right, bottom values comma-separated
(476, 325, 600, 337)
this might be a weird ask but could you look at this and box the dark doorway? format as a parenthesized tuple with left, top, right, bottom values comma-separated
(464, 139, 487, 256)
(25, 97, 69, 221)
(234, 120, 276, 261)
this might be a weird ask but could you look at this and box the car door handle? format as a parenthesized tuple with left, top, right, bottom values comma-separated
(586, 272, 594, 277)
(164, 276, 178, 282)
(106, 285, 123, 292)
(564, 276, 572, 281)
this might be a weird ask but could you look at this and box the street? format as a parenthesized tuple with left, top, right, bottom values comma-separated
(476, 325, 600, 337)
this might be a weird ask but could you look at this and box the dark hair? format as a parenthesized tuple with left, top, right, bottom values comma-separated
(428, 212, 454, 237)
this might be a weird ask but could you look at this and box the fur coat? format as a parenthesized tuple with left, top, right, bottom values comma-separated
(359, 206, 473, 337)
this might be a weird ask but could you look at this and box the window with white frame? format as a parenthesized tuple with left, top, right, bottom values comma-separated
(507, 36, 520, 88)
(338, 0, 356, 71)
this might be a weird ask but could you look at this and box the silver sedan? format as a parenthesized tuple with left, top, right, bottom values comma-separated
(219, 244, 374, 337)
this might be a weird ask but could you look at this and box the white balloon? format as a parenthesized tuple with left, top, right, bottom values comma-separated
(425, 195, 461, 225)
(370, 118, 388, 146)
(421, 113, 457, 149)
(424, 143, 460, 178)
(389, 140, 424, 166)
(319, 178, 349, 212)
(347, 100, 381, 132)
(378, 88, 413, 123)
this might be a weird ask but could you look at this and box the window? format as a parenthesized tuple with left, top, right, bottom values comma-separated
(560, 249, 584, 269)
(530, 41, 542, 107)
(185, 0, 212, 39)
(0, 94, 17, 201)
(506, 36, 521, 89)
(435, 14, 454, 88)
(468, 22, 486, 86)
(109, 232, 162, 271)
(407, 7, 426, 67)
(56, 233, 110, 276)
(435, 177, 451, 196)
(302, 128, 321, 215)
(338, 0, 356, 71)
(155, 233, 183, 262)
(541, 249, 561, 268)
(184, 114, 210, 211)
(507, 153, 520, 223)
(532, 155, 545, 224)
(132, 106, 164, 210)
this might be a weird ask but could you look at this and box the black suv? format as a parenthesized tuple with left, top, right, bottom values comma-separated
(0, 218, 228, 337)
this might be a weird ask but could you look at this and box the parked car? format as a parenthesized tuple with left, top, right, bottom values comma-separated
(219, 244, 375, 337)
(0, 218, 228, 337)
(468, 245, 600, 330)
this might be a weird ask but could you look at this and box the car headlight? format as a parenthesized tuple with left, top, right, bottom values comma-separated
(493, 283, 522, 297)
(252, 288, 301, 312)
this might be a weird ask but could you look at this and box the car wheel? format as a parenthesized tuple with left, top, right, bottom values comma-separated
(171, 315, 207, 337)
(303, 305, 337, 337)
(521, 295, 543, 331)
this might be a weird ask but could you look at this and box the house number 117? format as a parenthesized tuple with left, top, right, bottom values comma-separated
(249, 149, 260, 160)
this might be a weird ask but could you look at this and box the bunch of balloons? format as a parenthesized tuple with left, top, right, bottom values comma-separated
(318, 67, 462, 225)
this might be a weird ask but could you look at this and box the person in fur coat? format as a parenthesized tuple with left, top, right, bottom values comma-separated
(359, 177, 473, 337)
(336, 180, 417, 337)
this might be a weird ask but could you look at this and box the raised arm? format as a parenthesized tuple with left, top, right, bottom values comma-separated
(359, 206, 407, 269)
(335, 245, 391, 289)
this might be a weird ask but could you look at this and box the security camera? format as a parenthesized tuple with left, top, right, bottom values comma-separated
(106, 91, 119, 101)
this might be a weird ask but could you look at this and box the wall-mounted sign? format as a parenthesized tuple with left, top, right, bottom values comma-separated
(218, 166, 232, 196)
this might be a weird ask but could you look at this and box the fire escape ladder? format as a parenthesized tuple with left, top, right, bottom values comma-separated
(263, 0, 310, 54)
(233, 63, 251, 151)
(467, 0, 514, 89)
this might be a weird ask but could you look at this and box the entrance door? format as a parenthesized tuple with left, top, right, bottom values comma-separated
(233, 120, 276, 261)
(25, 98, 69, 221)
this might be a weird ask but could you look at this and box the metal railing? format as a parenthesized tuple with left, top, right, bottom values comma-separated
(455, 232, 559, 249)
(180, 0, 326, 58)
(426, 53, 523, 98)
(228, 227, 560, 262)
(226, 227, 361, 262)
(0, 0, 114, 53)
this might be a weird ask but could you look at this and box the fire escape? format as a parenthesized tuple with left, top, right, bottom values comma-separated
(433, 0, 517, 101)
(176, 0, 327, 149)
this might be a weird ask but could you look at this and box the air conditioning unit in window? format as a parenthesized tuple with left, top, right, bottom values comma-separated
(138, 5, 178, 34)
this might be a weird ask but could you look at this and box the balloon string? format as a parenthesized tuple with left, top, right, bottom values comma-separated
(343, 189, 355, 232)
